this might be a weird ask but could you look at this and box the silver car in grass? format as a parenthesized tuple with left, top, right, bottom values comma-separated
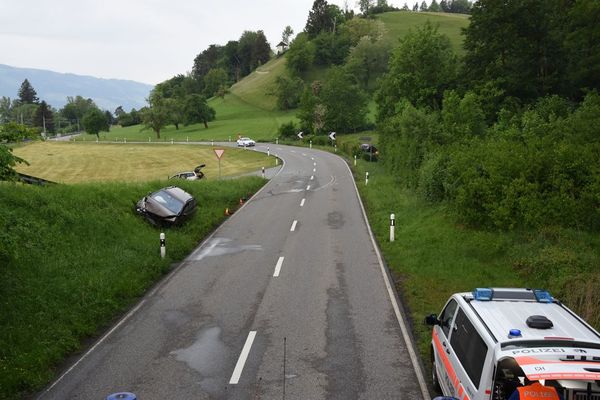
(135, 186, 197, 227)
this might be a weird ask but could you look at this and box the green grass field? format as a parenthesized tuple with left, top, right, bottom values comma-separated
(73, 93, 297, 143)
(229, 56, 287, 111)
(377, 11, 470, 55)
(13, 141, 274, 183)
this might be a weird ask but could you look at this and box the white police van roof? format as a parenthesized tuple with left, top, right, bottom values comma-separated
(461, 288, 600, 344)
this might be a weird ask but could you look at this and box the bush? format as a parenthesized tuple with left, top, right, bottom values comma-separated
(278, 121, 298, 138)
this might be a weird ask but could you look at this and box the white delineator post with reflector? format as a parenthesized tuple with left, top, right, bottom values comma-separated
(214, 148, 225, 179)
(365, 171, 369, 185)
(160, 233, 166, 258)
(390, 214, 395, 242)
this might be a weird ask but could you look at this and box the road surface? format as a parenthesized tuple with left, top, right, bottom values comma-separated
(38, 144, 428, 400)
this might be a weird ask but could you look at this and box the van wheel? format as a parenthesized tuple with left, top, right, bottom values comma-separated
(431, 351, 442, 393)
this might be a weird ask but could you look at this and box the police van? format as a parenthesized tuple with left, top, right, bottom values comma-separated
(425, 288, 600, 400)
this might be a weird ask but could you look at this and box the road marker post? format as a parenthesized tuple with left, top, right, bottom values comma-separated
(275, 156, 279, 166)
(267, 147, 270, 157)
(124, 138, 127, 144)
(171, 138, 174, 144)
(365, 171, 369, 186)
(390, 214, 395, 242)
(354, 155, 357, 166)
(148, 137, 151, 142)
(334, 144, 337, 153)
(276, 138, 279, 144)
(309, 140, 312, 149)
(261, 167, 265, 179)
(160, 233, 166, 258)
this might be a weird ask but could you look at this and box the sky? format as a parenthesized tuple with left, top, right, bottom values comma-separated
(0, 0, 375, 85)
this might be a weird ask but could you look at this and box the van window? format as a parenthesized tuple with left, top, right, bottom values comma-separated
(450, 308, 488, 387)
(440, 299, 458, 338)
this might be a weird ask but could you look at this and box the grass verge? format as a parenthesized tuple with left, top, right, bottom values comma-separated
(350, 159, 600, 379)
(0, 177, 265, 399)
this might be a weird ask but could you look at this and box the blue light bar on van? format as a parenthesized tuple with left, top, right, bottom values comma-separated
(533, 289, 553, 303)
(473, 288, 493, 301)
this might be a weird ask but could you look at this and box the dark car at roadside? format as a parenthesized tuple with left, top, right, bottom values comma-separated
(135, 186, 197, 227)
(360, 143, 379, 161)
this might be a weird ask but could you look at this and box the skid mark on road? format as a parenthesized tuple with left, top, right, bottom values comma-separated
(189, 238, 262, 261)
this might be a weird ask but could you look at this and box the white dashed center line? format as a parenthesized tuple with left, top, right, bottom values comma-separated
(229, 331, 257, 384)
(273, 256, 285, 277)
(313, 168, 316, 172)
(290, 220, 298, 231)
(310, 175, 314, 180)
(306, 185, 311, 191)
(300, 198, 306, 207)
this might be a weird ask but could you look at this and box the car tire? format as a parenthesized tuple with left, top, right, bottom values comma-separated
(431, 350, 442, 394)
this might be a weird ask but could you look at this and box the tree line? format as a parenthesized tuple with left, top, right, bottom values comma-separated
(375, 0, 600, 231)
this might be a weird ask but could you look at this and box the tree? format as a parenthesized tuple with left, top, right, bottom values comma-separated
(440, 0, 449, 12)
(183, 94, 215, 128)
(413, 2, 419, 11)
(237, 30, 271, 76)
(60, 96, 97, 128)
(203, 68, 229, 98)
(563, 0, 600, 99)
(344, 35, 392, 91)
(449, 0, 471, 14)
(282, 25, 294, 44)
(305, 0, 336, 38)
(142, 99, 169, 139)
(18, 79, 39, 104)
(0, 144, 28, 181)
(0, 97, 12, 124)
(81, 108, 108, 139)
(376, 21, 458, 120)
(463, 0, 566, 103)
(161, 98, 183, 130)
(402, 2, 409, 11)
(420, 1, 427, 11)
(33, 101, 54, 134)
(104, 110, 114, 128)
(192, 44, 223, 83)
(273, 75, 305, 110)
(358, 0, 375, 15)
(429, 0, 441, 12)
(320, 67, 368, 132)
(286, 33, 316, 75)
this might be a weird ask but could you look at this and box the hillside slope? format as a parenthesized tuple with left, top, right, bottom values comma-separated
(377, 11, 469, 54)
(226, 11, 469, 113)
(0, 64, 153, 111)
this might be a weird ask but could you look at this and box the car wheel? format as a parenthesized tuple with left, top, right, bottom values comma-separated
(431, 351, 442, 394)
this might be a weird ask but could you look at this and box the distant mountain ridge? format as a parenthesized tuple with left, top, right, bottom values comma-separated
(0, 64, 153, 112)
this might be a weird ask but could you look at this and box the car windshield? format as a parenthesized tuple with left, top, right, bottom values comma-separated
(150, 190, 184, 214)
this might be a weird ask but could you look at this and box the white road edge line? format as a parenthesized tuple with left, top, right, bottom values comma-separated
(273, 256, 285, 277)
(229, 331, 257, 385)
(290, 220, 298, 231)
(300, 198, 306, 207)
(343, 160, 431, 400)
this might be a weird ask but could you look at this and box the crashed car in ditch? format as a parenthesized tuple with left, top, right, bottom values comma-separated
(135, 186, 197, 226)
(169, 164, 206, 181)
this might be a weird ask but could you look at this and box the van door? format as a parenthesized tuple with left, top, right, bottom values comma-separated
(448, 307, 490, 400)
(432, 299, 459, 396)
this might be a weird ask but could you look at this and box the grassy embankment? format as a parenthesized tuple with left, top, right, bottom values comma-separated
(0, 177, 266, 398)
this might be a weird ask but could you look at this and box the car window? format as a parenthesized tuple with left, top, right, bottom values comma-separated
(152, 190, 184, 214)
(440, 299, 458, 338)
(450, 308, 488, 387)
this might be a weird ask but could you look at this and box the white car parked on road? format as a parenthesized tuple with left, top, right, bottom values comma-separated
(236, 137, 256, 147)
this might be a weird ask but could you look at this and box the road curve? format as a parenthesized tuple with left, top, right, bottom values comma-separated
(37, 144, 427, 400)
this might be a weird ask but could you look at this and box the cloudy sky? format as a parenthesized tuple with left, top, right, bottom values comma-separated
(0, 0, 372, 85)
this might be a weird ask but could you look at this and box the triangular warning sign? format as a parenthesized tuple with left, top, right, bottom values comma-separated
(214, 149, 225, 159)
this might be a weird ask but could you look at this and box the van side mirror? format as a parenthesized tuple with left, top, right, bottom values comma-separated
(425, 313, 440, 326)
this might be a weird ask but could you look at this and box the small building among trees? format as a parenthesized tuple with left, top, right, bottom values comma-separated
(276, 41, 289, 55)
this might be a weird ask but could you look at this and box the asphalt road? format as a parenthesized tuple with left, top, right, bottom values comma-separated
(38, 144, 428, 400)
